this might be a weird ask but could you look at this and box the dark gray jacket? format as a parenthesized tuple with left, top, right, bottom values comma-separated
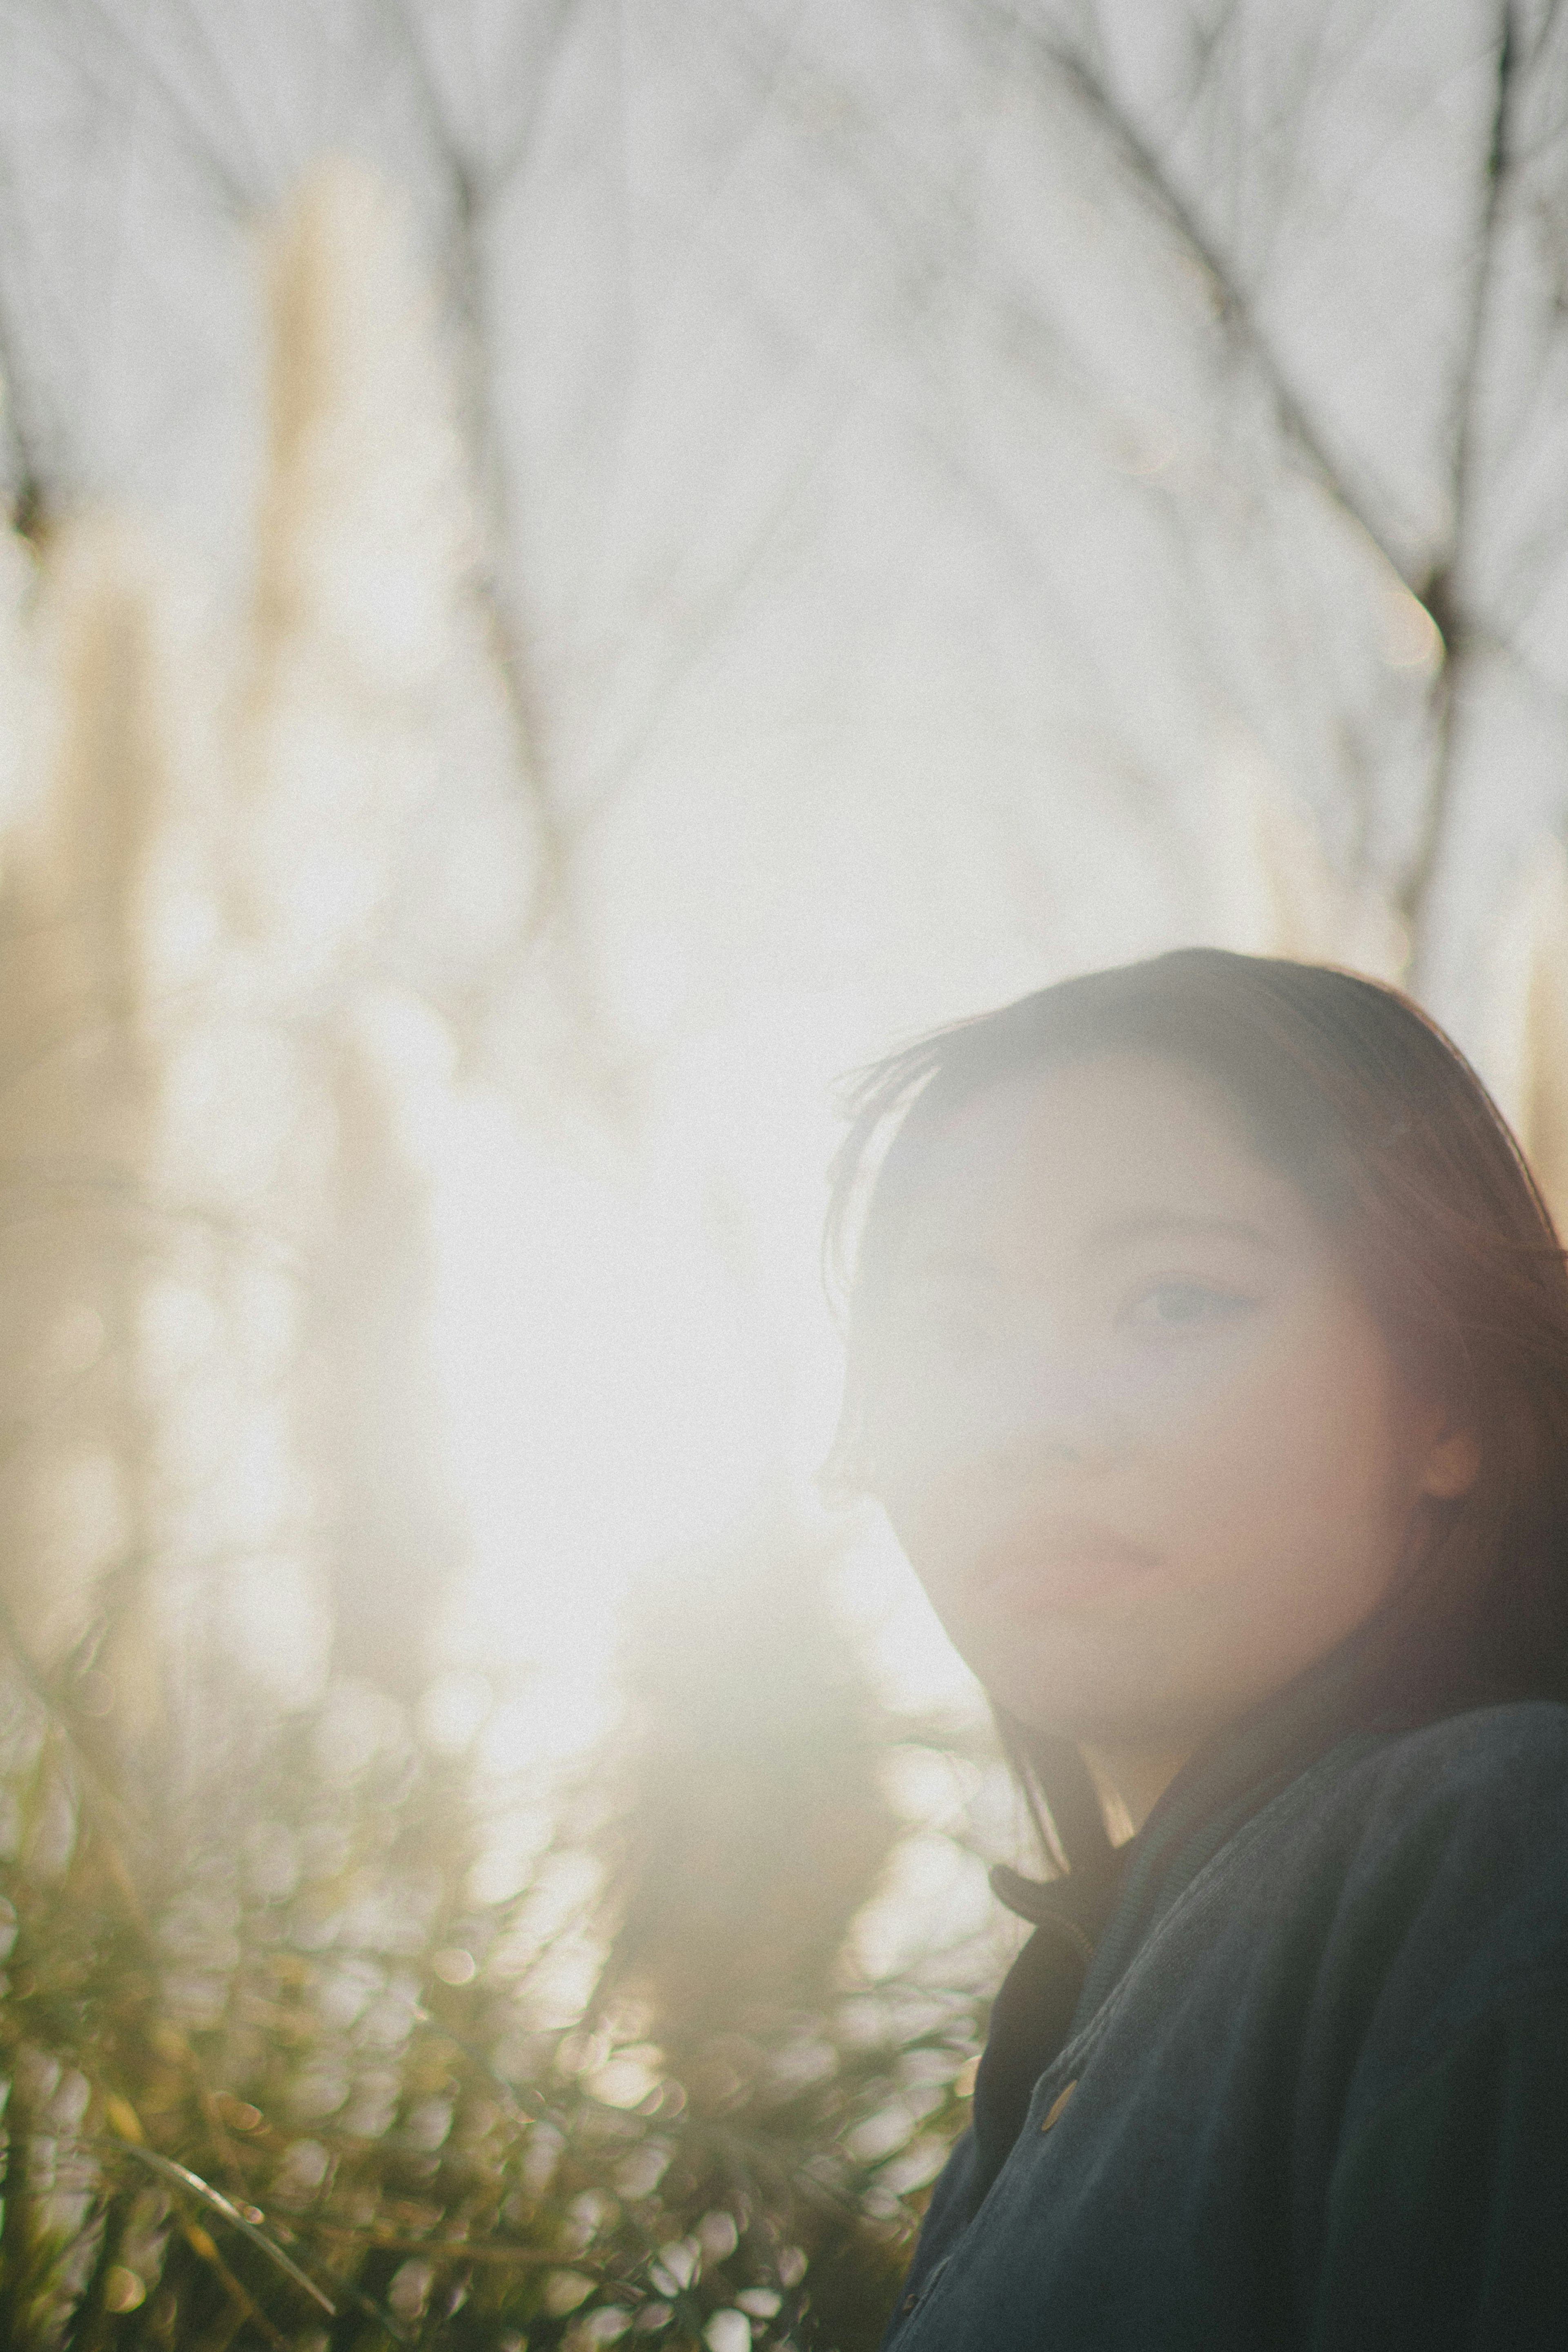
(882, 1685, 1568, 2350)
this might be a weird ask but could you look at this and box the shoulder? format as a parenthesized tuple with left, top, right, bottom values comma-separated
(1287, 1702, 1568, 2102)
(1342, 1696, 1568, 1792)
(1239, 1700, 1568, 1917)
(1318, 1699, 1568, 1868)
(1308, 1699, 1568, 1922)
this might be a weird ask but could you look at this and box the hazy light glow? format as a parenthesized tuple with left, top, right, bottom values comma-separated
(423, 1002, 984, 1763)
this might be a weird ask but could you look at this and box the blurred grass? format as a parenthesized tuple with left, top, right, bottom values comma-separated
(0, 1529, 993, 2351)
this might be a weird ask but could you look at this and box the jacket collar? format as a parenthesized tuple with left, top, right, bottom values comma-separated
(1067, 1633, 1396, 2026)
(969, 1618, 1442, 2204)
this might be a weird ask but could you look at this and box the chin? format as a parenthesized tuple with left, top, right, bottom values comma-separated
(973, 1630, 1198, 1751)
(978, 1653, 1143, 1744)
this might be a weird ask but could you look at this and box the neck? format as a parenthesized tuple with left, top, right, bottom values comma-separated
(1080, 1742, 1192, 1837)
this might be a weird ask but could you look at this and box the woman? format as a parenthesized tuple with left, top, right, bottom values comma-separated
(826, 948, 1568, 2351)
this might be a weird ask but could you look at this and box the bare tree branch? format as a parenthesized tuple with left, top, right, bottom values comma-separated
(75, 0, 258, 214)
(1398, 4, 1517, 961)
(380, 0, 561, 817)
(0, 308, 44, 537)
(1006, 11, 1421, 596)
(379, 0, 637, 1107)
(1000, 4, 1537, 973)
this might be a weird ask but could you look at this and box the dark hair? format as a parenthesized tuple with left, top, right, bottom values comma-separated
(826, 948, 1568, 1864)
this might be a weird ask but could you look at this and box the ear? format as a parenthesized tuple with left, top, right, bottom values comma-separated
(1419, 1420, 1481, 1501)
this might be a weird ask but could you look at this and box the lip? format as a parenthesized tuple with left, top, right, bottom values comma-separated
(967, 1519, 1161, 1614)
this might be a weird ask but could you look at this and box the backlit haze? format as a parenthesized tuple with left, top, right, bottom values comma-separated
(4, 1, 1568, 1968)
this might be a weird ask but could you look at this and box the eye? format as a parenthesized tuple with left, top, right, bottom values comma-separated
(1123, 1279, 1254, 1332)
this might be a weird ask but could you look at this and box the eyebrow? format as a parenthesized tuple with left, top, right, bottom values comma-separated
(1087, 1211, 1286, 1255)
(908, 1213, 1285, 1284)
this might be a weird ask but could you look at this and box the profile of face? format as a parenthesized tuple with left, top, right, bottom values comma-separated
(864, 1053, 1479, 1810)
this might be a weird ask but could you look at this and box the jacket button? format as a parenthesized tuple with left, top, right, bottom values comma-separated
(1040, 2079, 1078, 2132)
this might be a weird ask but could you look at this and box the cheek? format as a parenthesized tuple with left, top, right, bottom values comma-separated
(1156, 1302, 1412, 1583)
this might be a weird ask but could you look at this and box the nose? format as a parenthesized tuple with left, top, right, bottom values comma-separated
(927, 1347, 1133, 1480)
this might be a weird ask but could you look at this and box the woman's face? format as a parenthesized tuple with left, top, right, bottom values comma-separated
(865, 1052, 1475, 1770)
